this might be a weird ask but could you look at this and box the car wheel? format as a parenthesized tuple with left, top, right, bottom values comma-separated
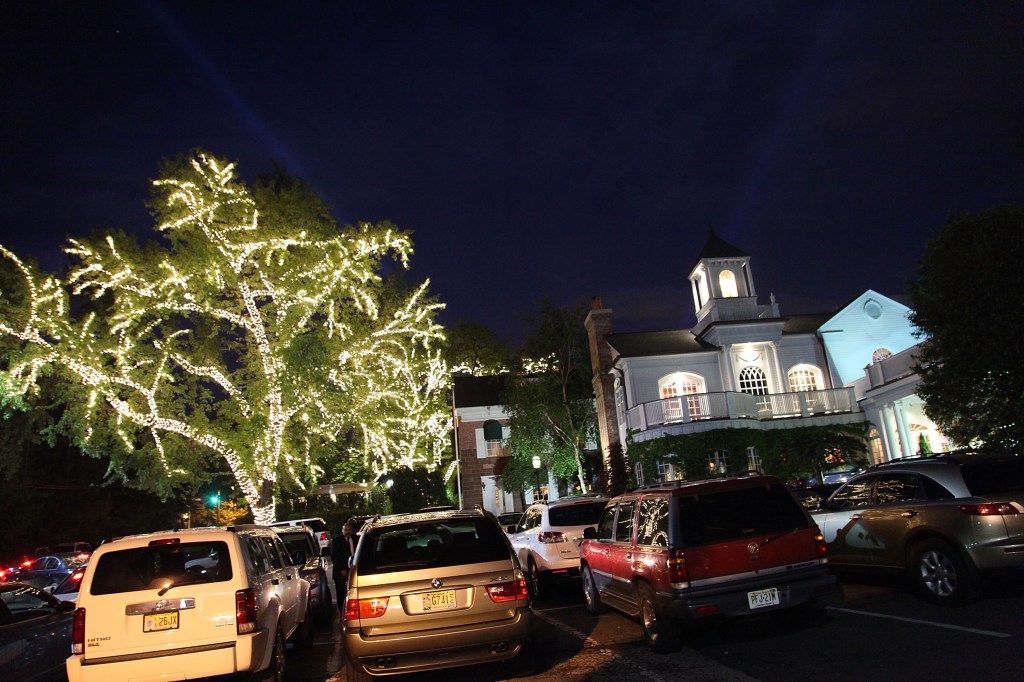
(582, 565, 608, 615)
(528, 557, 547, 599)
(637, 582, 681, 653)
(252, 627, 285, 682)
(292, 602, 315, 650)
(910, 538, 980, 605)
(346, 660, 373, 682)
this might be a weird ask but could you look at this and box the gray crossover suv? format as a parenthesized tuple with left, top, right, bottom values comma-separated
(343, 508, 531, 680)
(812, 450, 1024, 604)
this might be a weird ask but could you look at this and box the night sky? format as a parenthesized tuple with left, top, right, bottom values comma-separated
(2, 2, 1021, 343)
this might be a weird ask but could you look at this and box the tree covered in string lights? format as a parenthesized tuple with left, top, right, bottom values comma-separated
(0, 151, 450, 524)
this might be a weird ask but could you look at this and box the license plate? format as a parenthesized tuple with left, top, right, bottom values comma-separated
(747, 588, 779, 609)
(143, 610, 179, 632)
(420, 589, 457, 611)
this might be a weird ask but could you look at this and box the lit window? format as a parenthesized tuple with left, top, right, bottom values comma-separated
(483, 420, 504, 457)
(719, 269, 738, 298)
(738, 366, 770, 412)
(746, 446, 762, 473)
(486, 440, 505, 457)
(708, 450, 729, 474)
(788, 364, 821, 393)
(659, 372, 706, 421)
(867, 427, 884, 464)
(872, 348, 892, 363)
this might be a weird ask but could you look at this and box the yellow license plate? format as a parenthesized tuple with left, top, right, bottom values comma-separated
(421, 589, 457, 611)
(143, 610, 179, 632)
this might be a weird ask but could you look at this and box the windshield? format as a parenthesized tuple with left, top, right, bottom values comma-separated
(358, 518, 509, 575)
(90, 541, 231, 595)
(548, 501, 607, 527)
(675, 483, 811, 547)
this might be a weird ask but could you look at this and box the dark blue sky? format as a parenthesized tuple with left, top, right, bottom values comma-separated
(2, 2, 1021, 342)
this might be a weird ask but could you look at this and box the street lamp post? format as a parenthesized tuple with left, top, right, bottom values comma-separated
(532, 456, 542, 502)
(210, 493, 221, 526)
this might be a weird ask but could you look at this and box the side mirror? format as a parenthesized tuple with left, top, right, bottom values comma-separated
(59, 600, 76, 612)
(583, 527, 598, 540)
(44, 585, 56, 594)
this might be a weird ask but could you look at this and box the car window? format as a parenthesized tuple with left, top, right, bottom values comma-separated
(875, 473, 925, 503)
(549, 501, 607, 527)
(522, 508, 541, 531)
(961, 457, 1024, 495)
(828, 477, 874, 510)
(636, 496, 670, 547)
(1, 586, 58, 622)
(246, 537, 269, 576)
(357, 518, 509, 575)
(259, 537, 285, 570)
(614, 500, 636, 543)
(90, 541, 232, 595)
(279, 533, 314, 562)
(676, 483, 811, 547)
(596, 505, 615, 541)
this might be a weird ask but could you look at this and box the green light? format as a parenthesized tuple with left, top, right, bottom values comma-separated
(209, 494, 220, 505)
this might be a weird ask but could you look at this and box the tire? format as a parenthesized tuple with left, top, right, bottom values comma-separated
(637, 582, 682, 653)
(252, 627, 285, 682)
(527, 557, 548, 599)
(346, 660, 372, 682)
(910, 538, 980, 606)
(582, 565, 608, 615)
(292, 603, 315, 650)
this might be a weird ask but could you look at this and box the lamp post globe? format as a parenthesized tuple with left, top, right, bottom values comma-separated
(531, 456, 542, 502)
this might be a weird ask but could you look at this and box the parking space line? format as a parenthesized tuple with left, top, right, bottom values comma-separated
(829, 607, 1011, 638)
(533, 611, 670, 682)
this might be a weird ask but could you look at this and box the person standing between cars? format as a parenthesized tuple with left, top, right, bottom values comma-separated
(330, 522, 356, 613)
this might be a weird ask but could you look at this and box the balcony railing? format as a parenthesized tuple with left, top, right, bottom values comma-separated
(625, 388, 858, 432)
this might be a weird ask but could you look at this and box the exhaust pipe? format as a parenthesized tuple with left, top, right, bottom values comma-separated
(489, 641, 510, 654)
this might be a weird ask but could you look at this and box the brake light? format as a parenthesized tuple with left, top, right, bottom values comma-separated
(148, 538, 181, 546)
(538, 532, 566, 544)
(960, 503, 1019, 516)
(815, 533, 829, 560)
(236, 588, 258, 634)
(667, 552, 688, 586)
(346, 596, 389, 620)
(487, 578, 529, 603)
(72, 607, 86, 654)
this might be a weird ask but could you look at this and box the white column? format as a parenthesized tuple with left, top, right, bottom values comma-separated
(895, 400, 914, 457)
(880, 406, 900, 461)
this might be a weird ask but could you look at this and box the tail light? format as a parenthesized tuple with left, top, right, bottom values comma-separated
(72, 607, 86, 654)
(487, 578, 529, 603)
(236, 588, 258, 634)
(346, 596, 389, 620)
(538, 532, 566, 544)
(319, 532, 329, 543)
(815, 533, 829, 560)
(667, 551, 688, 587)
(960, 503, 1019, 516)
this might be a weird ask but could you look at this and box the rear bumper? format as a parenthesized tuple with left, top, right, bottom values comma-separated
(65, 629, 270, 682)
(345, 608, 531, 676)
(659, 567, 836, 620)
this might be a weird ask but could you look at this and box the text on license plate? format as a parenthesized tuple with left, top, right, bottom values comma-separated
(143, 610, 179, 632)
(421, 589, 457, 611)
(747, 588, 779, 609)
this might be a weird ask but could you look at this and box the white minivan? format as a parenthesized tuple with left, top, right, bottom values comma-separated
(67, 525, 312, 682)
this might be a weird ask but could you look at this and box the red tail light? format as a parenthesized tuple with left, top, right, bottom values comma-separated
(346, 596, 389, 620)
(667, 551, 688, 585)
(236, 588, 258, 634)
(72, 607, 86, 654)
(538, 532, 566, 544)
(487, 578, 529, 602)
(960, 503, 1019, 516)
(320, 532, 329, 542)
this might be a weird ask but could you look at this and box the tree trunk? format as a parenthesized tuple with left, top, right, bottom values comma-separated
(249, 478, 277, 525)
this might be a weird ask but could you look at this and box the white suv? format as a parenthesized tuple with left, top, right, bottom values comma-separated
(67, 525, 312, 682)
(508, 496, 608, 597)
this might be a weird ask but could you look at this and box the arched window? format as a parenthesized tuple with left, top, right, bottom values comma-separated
(872, 348, 892, 363)
(738, 366, 768, 395)
(719, 269, 738, 298)
(658, 372, 706, 421)
(787, 364, 822, 393)
(867, 427, 884, 464)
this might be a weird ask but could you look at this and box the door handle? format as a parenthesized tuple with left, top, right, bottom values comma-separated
(286, 574, 293, 580)
(271, 578, 280, 585)
(625, 552, 632, 560)
(900, 511, 918, 518)
(850, 514, 862, 520)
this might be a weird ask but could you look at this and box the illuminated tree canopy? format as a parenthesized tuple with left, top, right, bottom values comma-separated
(0, 152, 450, 524)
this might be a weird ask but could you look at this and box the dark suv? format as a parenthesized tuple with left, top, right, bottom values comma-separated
(579, 474, 835, 652)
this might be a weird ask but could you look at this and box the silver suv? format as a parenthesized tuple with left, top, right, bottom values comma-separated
(812, 450, 1024, 604)
(344, 508, 531, 680)
(508, 495, 607, 596)
(67, 525, 313, 682)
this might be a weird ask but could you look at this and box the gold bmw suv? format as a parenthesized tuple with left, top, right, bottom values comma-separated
(343, 508, 531, 680)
